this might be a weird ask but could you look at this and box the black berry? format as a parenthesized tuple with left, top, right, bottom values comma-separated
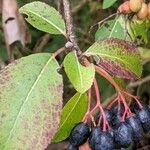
(68, 144, 78, 150)
(136, 105, 150, 133)
(69, 122, 90, 147)
(89, 127, 114, 150)
(96, 108, 113, 125)
(104, 108, 113, 123)
(89, 127, 101, 150)
(95, 131, 114, 150)
(110, 104, 125, 127)
(114, 122, 133, 148)
(126, 115, 144, 142)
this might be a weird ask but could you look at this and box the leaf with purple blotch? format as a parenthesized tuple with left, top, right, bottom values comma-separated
(84, 38, 142, 79)
(0, 53, 63, 150)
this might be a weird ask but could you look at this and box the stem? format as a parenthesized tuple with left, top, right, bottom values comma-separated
(53, 47, 66, 57)
(122, 91, 143, 109)
(95, 65, 121, 92)
(82, 89, 92, 123)
(62, 0, 81, 54)
(93, 79, 110, 131)
(93, 79, 101, 105)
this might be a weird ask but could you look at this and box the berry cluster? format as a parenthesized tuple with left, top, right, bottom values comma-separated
(118, 0, 150, 20)
(68, 102, 150, 150)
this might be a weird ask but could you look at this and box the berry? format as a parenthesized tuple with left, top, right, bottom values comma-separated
(95, 132, 114, 150)
(118, 1, 132, 14)
(136, 105, 150, 133)
(147, 3, 150, 20)
(114, 122, 133, 148)
(69, 122, 90, 147)
(129, 0, 143, 12)
(126, 116, 144, 142)
(68, 144, 78, 150)
(96, 108, 113, 124)
(111, 104, 125, 127)
(89, 127, 101, 150)
(89, 127, 114, 150)
(137, 3, 148, 19)
(104, 108, 113, 123)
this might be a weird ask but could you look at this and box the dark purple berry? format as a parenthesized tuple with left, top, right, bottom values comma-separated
(111, 113, 122, 127)
(95, 131, 114, 150)
(136, 106, 150, 133)
(110, 104, 125, 127)
(69, 122, 90, 147)
(114, 122, 133, 148)
(68, 144, 78, 150)
(96, 108, 113, 125)
(104, 108, 113, 123)
(126, 116, 144, 142)
(89, 127, 101, 150)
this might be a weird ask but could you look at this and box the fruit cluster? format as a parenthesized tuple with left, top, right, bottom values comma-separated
(118, 0, 150, 20)
(68, 102, 150, 150)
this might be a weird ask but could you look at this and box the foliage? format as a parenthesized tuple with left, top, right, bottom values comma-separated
(0, 0, 150, 150)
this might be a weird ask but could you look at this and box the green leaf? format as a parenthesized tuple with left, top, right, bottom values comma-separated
(19, 1, 66, 35)
(129, 19, 149, 44)
(85, 38, 142, 79)
(0, 53, 63, 149)
(102, 0, 117, 9)
(64, 51, 95, 93)
(53, 93, 88, 143)
(95, 15, 131, 41)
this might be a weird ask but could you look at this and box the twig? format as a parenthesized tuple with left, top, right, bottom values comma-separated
(33, 33, 51, 53)
(72, 0, 88, 15)
(127, 75, 150, 88)
(62, 0, 81, 54)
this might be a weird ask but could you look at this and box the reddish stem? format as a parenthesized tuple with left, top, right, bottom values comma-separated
(93, 79, 110, 131)
(82, 89, 92, 123)
(95, 65, 121, 92)
(95, 65, 135, 121)
(122, 91, 143, 109)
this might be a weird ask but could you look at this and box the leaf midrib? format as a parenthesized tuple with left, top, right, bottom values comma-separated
(54, 94, 82, 141)
(75, 53, 84, 93)
(4, 56, 54, 147)
(86, 52, 138, 74)
(21, 8, 66, 35)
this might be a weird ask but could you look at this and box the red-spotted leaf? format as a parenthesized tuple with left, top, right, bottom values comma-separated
(53, 93, 88, 143)
(85, 38, 142, 79)
(0, 53, 63, 150)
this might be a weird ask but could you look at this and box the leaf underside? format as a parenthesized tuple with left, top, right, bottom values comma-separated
(64, 51, 95, 93)
(53, 93, 88, 143)
(19, 1, 66, 35)
(0, 53, 63, 150)
(85, 38, 142, 79)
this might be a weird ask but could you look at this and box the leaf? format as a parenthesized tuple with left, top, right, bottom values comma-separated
(19, 1, 66, 36)
(129, 19, 149, 44)
(64, 51, 95, 93)
(53, 93, 88, 143)
(102, 0, 117, 9)
(0, 53, 63, 150)
(95, 15, 131, 41)
(85, 38, 142, 79)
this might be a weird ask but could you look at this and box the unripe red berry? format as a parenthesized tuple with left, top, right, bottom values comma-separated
(147, 3, 150, 20)
(137, 3, 148, 19)
(118, 1, 132, 14)
(129, 0, 143, 12)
